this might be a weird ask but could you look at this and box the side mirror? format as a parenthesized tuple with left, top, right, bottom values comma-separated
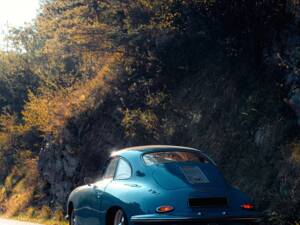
(84, 177, 93, 186)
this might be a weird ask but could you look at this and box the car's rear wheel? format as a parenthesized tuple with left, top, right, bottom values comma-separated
(113, 209, 127, 225)
(69, 210, 76, 225)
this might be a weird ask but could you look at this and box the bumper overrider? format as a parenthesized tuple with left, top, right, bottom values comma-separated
(131, 214, 262, 224)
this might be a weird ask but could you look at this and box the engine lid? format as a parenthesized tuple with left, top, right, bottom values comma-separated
(152, 162, 226, 190)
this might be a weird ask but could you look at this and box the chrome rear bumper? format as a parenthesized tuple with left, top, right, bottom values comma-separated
(131, 214, 261, 224)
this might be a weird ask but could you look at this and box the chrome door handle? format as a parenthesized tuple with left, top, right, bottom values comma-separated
(93, 187, 103, 199)
(96, 192, 103, 199)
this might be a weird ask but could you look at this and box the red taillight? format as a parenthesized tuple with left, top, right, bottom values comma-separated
(241, 203, 254, 210)
(156, 205, 174, 213)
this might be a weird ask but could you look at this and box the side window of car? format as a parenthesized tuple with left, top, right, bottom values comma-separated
(103, 157, 119, 179)
(114, 158, 132, 180)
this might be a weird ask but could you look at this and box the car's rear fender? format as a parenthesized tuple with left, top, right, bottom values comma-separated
(103, 177, 253, 219)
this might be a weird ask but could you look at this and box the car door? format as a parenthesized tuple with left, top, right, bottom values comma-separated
(100, 158, 134, 217)
(80, 157, 119, 225)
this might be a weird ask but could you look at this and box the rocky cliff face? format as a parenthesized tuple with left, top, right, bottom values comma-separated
(38, 99, 127, 206)
(37, 3, 300, 224)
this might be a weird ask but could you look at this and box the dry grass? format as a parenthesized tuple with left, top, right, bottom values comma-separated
(2, 157, 38, 217)
(4, 190, 33, 217)
(38, 206, 52, 220)
(7, 206, 67, 225)
(52, 208, 64, 221)
(0, 186, 6, 203)
(1, 205, 67, 225)
(9, 215, 68, 225)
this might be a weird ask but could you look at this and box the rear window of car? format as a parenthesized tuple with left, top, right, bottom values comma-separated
(143, 151, 209, 165)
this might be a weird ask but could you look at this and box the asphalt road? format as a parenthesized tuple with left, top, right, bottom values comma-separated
(0, 218, 42, 225)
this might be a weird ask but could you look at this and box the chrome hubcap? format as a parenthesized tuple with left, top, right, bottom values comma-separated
(114, 210, 125, 225)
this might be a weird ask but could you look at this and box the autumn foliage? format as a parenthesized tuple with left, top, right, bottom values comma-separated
(22, 52, 123, 135)
(0, 0, 299, 224)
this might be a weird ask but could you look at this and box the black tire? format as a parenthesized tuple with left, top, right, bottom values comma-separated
(69, 210, 76, 225)
(113, 209, 127, 225)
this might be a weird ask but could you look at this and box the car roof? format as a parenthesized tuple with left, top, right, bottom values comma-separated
(111, 145, 210, 158)
(110, 145, 216, 170)
(111, 145, 196, 155)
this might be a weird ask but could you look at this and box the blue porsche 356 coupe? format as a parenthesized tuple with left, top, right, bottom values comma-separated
(67, 145, 261, 225)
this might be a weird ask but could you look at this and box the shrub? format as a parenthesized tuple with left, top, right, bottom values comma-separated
(4, 189, 33, 217)
(2, 158, 38, 217)
(22, 52, 122, 136)
(290, 143, 300, 162)
(52, 207, 64, 221)
(25, 207, 37, 218)
(38, 205, 52, 220)
(0, 186, 6, 204)
(122, 108, 160, 139)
